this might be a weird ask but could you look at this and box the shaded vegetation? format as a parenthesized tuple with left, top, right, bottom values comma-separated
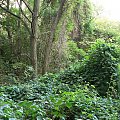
(0, 73, 120, 120)
(0, 0, 120, 119)
(0, 40, 120, 119)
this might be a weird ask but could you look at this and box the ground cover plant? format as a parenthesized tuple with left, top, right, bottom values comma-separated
(0, 40, 120, 120)
(0, 77, 120, 120)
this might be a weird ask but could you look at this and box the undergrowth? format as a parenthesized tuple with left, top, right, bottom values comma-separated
(0, 40, 120, 120)
(0, 73, 120, 120)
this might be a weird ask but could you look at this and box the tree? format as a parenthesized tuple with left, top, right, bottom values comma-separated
(0, 0, 40, 75)
(30, 0, 40, 75)
(0, 0, 94, 76)
(42, 0, 67, 74)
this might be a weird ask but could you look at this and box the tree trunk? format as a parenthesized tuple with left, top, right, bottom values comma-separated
(17, 0, 22, 60)
(6, 0, 12, 54)
(72, 3, 82, 48)
(42, 0, 67, 74)
(30, 0, 40, 75)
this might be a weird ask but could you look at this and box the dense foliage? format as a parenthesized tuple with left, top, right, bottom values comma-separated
(0, 40, 120, 119)
(0, 0, 120, 119)
(0, 73, 120, 120)
(82, 40, 119, 96)
(60, 40, 120, 97)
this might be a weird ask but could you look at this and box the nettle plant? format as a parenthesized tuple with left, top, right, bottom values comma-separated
(82, 39, 120, 96)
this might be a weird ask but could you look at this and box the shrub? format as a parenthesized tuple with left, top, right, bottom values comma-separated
(82, 39, 119, 96)
(59, 39, 120, 97)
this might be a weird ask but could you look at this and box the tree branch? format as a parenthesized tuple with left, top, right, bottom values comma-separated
(51, 0, 67, 42)
(22, 0, 33, 14)
(0, 5, 21, 19)
(0, 0, 5, 6)
(17, 0, 31, 23)
(0, 5, 31, 34)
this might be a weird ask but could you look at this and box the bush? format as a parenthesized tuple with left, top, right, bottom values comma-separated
(59, 40, 120, 97)
(82, 39, 119, 96)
